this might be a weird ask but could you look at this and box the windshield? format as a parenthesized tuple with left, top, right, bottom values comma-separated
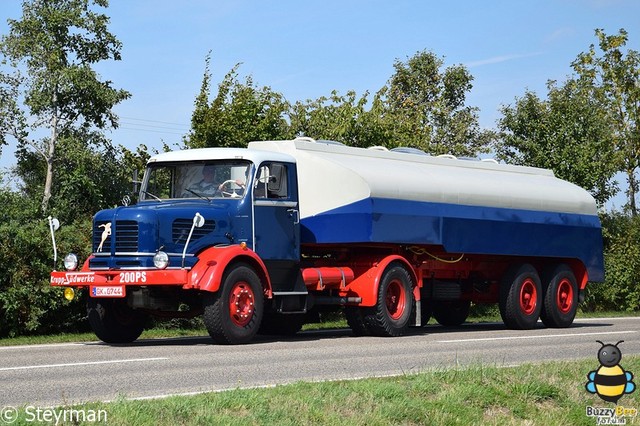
(141, 160, 251, 201)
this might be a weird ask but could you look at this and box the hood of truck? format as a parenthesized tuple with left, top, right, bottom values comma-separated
(89, 199, 251, 269)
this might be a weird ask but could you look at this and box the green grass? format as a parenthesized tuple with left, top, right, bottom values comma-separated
(7, 357, 640, 425)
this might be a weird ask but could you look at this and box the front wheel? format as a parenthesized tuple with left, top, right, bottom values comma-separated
(540, 264, 578, 328)
(203, 263, 264, 344)
(87, 298, 146, 343)
(364, 264, 414, 337)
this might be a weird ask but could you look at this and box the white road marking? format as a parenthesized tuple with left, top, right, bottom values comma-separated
(438, 330, 636, 343)
(0, 342, 96, 350)
(0, 357, 168, 372)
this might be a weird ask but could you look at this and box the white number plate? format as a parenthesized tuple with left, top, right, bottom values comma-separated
(90, 286, 125, 298)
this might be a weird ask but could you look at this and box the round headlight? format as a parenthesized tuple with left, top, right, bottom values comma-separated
(153, 251, 169, 269)
(64, 253, 78, 271)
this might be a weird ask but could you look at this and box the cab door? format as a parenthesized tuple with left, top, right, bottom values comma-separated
(252, 162, 300, 291)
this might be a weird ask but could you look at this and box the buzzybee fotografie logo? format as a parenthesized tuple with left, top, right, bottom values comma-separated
(586, 341, 635, 403)
(585, 340, 637, 424)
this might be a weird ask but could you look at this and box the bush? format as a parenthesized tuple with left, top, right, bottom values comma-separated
(582, 212, 640, 312)
(0, 191, 91, 337)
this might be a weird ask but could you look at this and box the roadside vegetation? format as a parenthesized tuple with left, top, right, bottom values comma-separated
(7, 356, 640, 425)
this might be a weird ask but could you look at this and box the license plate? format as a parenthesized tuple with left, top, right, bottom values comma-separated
(90, 286, 125, 298)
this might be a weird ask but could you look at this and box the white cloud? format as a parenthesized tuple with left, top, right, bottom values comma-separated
(465, 52, 545, 68)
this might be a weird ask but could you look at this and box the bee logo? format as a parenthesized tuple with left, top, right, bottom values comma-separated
(586, 340, 636, 403)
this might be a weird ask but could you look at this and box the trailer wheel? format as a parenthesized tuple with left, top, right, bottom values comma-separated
(258, 313, 305, 336)
(364, 264, 414, 337)
(87, 298, 145, 343)
(345, 306, 371, 336)
(540, 264, 578, 328)
(499, 264, 542, 329)
(432, 300, 470, 326)
(203, 263, 263, 344)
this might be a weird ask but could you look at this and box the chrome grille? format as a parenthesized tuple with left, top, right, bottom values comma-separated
(172, 218, 215, 244)
(93, 220, 139, 253)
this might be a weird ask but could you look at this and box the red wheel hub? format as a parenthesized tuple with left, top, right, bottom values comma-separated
(556, 278, 574, 314)
(386, 280, 406, 320)
(519, 278, 538, 315)
(228, 281, 254, 327)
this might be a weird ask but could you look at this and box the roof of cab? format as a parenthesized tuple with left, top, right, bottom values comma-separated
(147, 147, 296, 165)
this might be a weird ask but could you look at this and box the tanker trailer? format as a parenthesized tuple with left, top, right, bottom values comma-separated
(250, 137, 604, 335)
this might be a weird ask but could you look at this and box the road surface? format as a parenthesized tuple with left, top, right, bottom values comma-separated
(0, 317, 638, 407)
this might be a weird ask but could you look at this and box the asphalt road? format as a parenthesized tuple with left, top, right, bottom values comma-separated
(1, 317, 638, 407)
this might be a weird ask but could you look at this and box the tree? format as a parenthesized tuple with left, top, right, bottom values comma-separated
(381, 50, 492, 156)
(572, 29, 640, 215)
(497, 79, 618, 206)
(185, 55, 291, 148)
(0, 0, 130, 213)
(289, 90, 390, 147)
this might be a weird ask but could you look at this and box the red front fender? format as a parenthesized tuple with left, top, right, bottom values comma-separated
(189, 245, 272, 297)
(341, 255, 418, 307)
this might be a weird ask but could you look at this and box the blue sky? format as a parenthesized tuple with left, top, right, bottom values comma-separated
(0, 0, 639, 169)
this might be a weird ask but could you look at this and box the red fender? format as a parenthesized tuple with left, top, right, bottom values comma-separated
(343, 255, 418, 307)
(188, 245, 272, 297)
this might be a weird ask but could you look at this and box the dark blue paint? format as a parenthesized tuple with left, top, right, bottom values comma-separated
(91, 197, 253, 269)
(300, 198, 604, 282)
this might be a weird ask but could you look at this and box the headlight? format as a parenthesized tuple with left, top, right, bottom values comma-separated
(153, 251, 169, 269)
(64, 253, 78, 271)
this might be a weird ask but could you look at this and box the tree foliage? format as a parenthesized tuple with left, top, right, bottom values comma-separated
(381, 50, 493, 156)
(583, 211, 640, 312)
(289, 90, 390, 147)
(187, 50, 490, 157)
(185, 55, 290, 149)
(572, 29, 640, 215)
(497, 80, 618, 206)
(0, 0, 130, 212)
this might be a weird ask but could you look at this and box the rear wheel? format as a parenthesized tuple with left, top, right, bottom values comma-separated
(364, 264, 414, 337)
(87, 298, 145, 343)
(203, 263, 263, 344)
(499, 264, 542, 329)
(345, 306, 371, 336)
(432, 300, 470, 326)
(540, 264, 578, 328)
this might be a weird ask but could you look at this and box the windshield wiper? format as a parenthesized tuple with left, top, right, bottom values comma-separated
(184, 188, 211, 201)
(142, 190, 163, 202)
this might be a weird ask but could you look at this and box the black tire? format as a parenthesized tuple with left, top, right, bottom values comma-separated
(499, 263, 542, 330)
(258, 312, 305, 336)
(363, 264, 414, 337)
(345, 306, 371, 336)
(432, 300, 470, 326)
(87, 298, 145, 343)
(203, 263, 263, 344)
(419, 292, 432, 326)
(540, 264, 578, 328)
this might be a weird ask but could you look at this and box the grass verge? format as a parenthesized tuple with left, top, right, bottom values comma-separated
(8, 357, 640, 425)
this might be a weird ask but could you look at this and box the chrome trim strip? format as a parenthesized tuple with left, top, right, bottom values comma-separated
(254, 200, 298, 208)
(92, 252, 194, 257)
